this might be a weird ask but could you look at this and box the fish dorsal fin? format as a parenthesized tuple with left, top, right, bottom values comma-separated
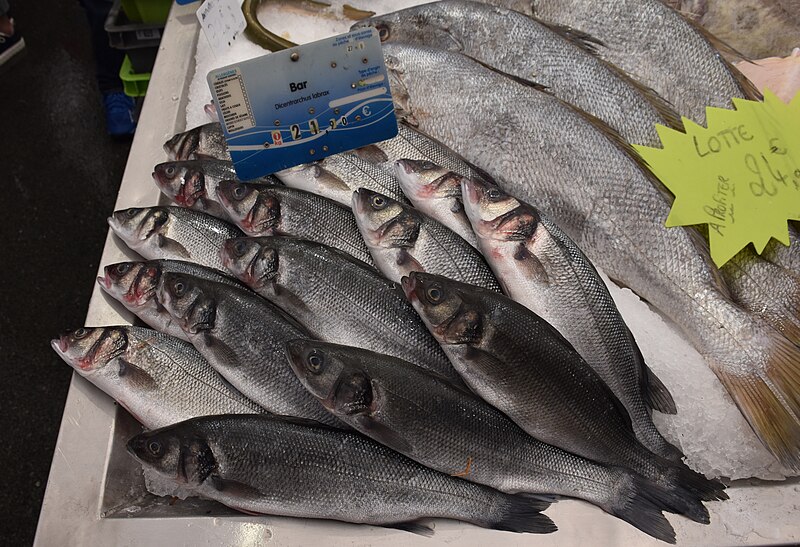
(643, 363, 677, 414)
(541, 22, 605, 56)
(469, 56, 550, 93)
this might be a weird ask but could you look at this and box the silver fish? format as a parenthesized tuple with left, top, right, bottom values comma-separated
(382, 43, 800, 470)
(527, 0, 761, 124)
(163, 122, 231, 161)
(152, 159, 280, 221)
(276, 152, 408, 206)
(353, 188, 502, 292)
(51, 326, 264, 429)
(394, 159, 478, 248)
(127, 414, 556, 534)
(220, 236, 462, 385)
(404, 272, 727, 504)
(462, 176, 681, 461)
(108, 206, 243, 271)
(155, 272, 341, 427)
(763, 223, 800, 273)
(287, 339, 712, 542)
(355, 0, 682, 146)
(97, 259, 245, 342)
(215, 180, 375, 267)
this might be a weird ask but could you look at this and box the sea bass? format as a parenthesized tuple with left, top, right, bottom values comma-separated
(382, 43, 800, 469)
(164, 122, 231, 161)
(152, 159, 280, 221)
(155, 272, 341, 427)
(97, 260, 245, 342)
(394, 159, 478, 248)
(404, 272, 727, 503)
(287, 339, 711, 542)
(354, 0, 681, 147)
(525, 0, 761, 124)
(51, 326, 264, 429)
(462, 176, 681, 461)
(108, 206, 243, 271)
(215, 180, 375, 267)
(220, 236, 462, 385)
(353, 188, 501, 292)
(127, 414, 556, 534)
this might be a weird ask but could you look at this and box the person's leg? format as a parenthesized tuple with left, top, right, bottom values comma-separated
(0, 0, 25, 67)
(78, 0, 135, 135)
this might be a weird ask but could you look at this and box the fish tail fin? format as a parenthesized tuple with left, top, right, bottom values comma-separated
(712, 331, 800, 471)
(664, 459, 728, 502)
(604, 471, 678, 543)
(488, 495, 558, 534)
(643, 364, 677, 414)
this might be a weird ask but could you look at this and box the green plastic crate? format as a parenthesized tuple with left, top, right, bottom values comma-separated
(120, 55, 151, 97)
(121, 0, 171, 23)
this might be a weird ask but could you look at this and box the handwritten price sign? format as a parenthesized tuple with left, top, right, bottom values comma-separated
(635, 90, 800, 267)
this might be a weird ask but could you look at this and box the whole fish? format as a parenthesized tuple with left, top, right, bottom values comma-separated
(352, 188, 502, 292)
(215, 180, 375, 267)
(152, 159, 280, 221)
(287, 339, 711, 541)
(394, 159, 478, 248)
(354, 0, 682, 147)
(404, 271, 727, 503)
(51, 326, 264, 429)
(525, 0, 761, 124)
(220, 236, 462, 384)
(108, 206, 243, 271)
(127, 414, 556, 535)
(461, 176, 681, 461)
(155, 272, 340, 427)
(163, 122, 231, 161)
(97, 259, 245, 342)
(276, 152, 408, 206)
(382, 43, 800, 470)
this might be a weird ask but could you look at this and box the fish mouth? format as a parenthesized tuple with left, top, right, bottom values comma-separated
(51, 336, 68, 354)
(395, 159, 415, 175)
(351, 188, 368, 215)
(400, 275, 418, 302)
(97, 275, 111, 290)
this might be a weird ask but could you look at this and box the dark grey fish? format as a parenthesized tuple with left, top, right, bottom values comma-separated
(127, 414, 556, 535)
(163, 122, 231, 161)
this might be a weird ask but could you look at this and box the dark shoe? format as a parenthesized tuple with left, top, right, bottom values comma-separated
(0, 20, 25, 67)
(103, 92, 136, 136)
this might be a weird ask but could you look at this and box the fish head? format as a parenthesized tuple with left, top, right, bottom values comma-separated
(285, 340, 373, 416)
(461, 177, 537, 241)
(353, 7, 465, 52)
(394, 159, 463, 202)
(153, 161, 207, 208)
(127, 428, 216, 486)
(109, 207, 170, 247)
(51, 326, 128, 374)
(216, 181, 279, 236)
(99, 261, 161, 307)
(276, 162, 350, 199)
(352, 188, 419, 249)
(401, 272, 483, 346)
(221, 237, 278, 291)
(157, 272, 218, 336)
(163, 126, 201, 161)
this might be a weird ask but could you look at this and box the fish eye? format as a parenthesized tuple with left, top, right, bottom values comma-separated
(74, 328, 89, 339)
(114, 263, 132, 276)
(426, 283, 444, 303)
(125, 208, 138, 218)
(232, 240, 247, 256)
(172, 279, 187, 297)
(232, 184, 246, 200)
(307, 350, 325, 372)
(376, 23, 390, 42)
(370, 194, 387, 210)
(147, 440, 163, 457)
(420, 161, 436, 170)
(486, 187, 503, 201)
(165, 165, 176, 177)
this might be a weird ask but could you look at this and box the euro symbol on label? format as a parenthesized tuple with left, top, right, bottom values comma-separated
(362, 105, 371, 117)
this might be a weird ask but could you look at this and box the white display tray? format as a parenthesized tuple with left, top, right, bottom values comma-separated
(34, 3, 800, 545)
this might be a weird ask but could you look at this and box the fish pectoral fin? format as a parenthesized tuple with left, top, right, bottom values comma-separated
(351, 144, 389, 164)
(514, 244, 549, 284)
(210, 475, 263, 500)
(383, 520, 434, 537)
(352, 415, 413, 455)
(155, 234, 191, 259)
(202, 334, 240, 368)
(643, 364, 677, 415)
(540, 23, 605, 55)
(116, 358, 158, 390)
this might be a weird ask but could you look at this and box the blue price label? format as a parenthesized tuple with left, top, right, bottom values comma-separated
(207, 28, 398, 180)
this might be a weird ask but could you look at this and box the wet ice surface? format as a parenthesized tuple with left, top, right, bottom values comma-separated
(181, 2, 797, 481)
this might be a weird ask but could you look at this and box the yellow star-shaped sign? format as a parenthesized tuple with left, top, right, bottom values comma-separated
(634, 90, 800, 267)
